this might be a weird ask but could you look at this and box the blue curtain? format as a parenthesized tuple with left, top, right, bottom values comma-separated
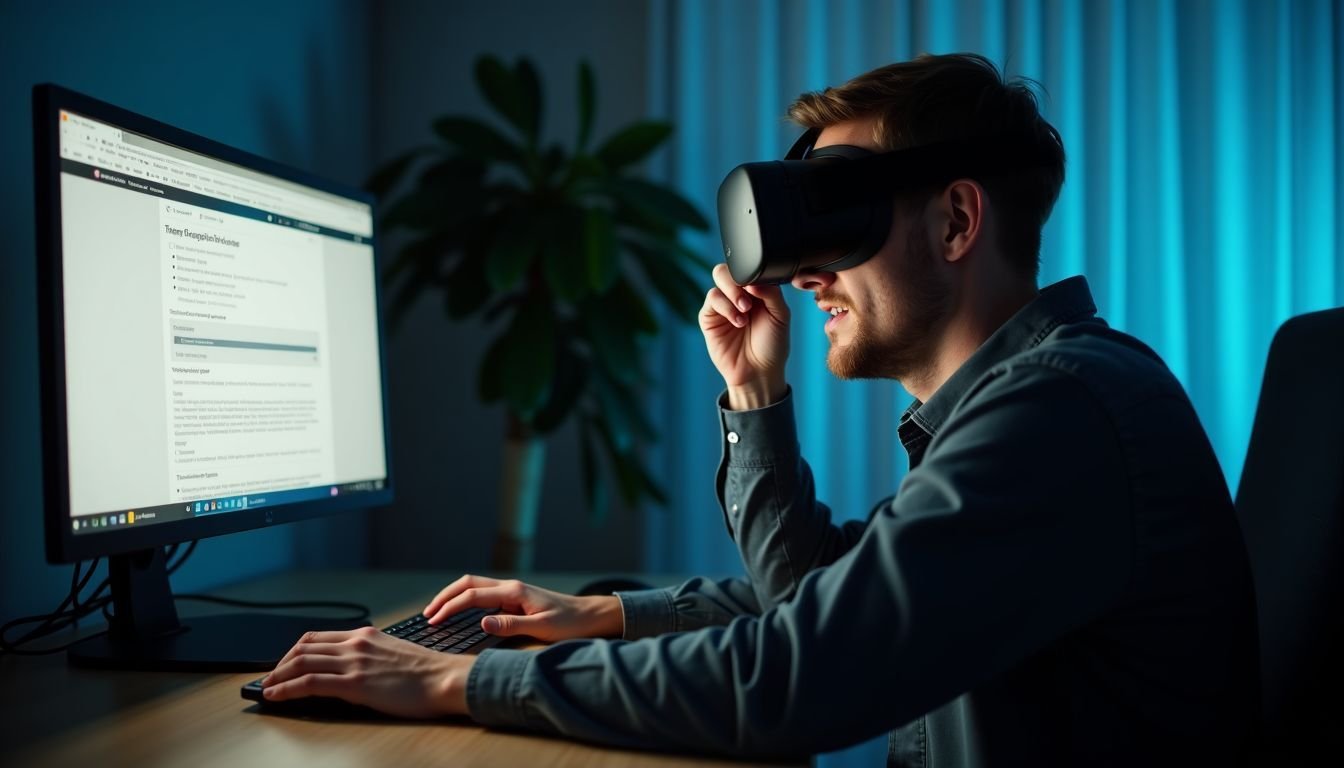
(642, 2, 1342, 762)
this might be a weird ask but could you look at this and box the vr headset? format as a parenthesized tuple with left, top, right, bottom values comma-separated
(717, 128, 1057, 285)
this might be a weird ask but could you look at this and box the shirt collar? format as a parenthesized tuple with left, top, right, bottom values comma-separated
(903, 275, 1099, 441)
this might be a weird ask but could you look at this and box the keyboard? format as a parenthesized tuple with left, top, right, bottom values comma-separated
(240, 607, 504, 713)
(382, 607, 503, 653)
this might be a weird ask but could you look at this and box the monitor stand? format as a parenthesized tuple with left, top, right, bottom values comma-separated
(67, 548, 367, 671)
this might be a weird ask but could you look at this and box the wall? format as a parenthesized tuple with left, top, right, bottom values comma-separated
(368, 0, 652, 574)
(0, 0, 373, 623)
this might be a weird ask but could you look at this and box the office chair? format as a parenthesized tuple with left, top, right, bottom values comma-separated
(1235, 306, 1344, 758)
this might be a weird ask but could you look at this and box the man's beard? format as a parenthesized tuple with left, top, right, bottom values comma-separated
(826, 225, 949, 381)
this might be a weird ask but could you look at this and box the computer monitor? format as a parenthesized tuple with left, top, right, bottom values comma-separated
(32, 84, 394, 670)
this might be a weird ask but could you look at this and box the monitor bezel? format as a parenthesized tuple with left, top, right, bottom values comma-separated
(34, 83, 395, 564)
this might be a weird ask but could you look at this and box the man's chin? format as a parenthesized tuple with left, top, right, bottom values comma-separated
(826, 345, 864, 380)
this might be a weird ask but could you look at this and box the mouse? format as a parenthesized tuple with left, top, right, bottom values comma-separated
(241, 676, 391, 720)
(574, 577, 654, 596)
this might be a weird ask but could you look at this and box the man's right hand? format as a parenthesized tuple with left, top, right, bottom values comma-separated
(423, 574, 624, 642)
(699, 263, 791, 410)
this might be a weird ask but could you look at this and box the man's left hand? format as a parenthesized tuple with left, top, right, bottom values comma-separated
(262, 626, 475, 718)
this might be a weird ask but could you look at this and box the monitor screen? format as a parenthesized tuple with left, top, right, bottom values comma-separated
(36, 86, 392, 565)
(33, 84, 393, 669)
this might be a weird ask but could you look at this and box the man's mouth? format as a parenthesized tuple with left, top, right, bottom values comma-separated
(820, 302, 851, 331)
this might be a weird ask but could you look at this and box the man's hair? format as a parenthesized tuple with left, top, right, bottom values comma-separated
(788, 53, 1065, 278)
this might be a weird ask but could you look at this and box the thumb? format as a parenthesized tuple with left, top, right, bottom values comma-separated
(481, 613, 544, 637)
(744, 283, 789, 320)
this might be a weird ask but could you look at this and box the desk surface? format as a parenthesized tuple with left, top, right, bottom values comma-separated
(2, 569, 801, 767)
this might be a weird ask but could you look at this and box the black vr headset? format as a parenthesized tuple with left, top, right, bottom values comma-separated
(717, 128, 1057, 285)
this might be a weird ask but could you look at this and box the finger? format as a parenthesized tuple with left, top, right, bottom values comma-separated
(270, 641, 346, 675)
(424, 574, 499, 616)
(711, 263, 753, 312)
(264, 650, 350, 686)
(263, 672, 350, 702)
(700, 287, 747, 329)
(429, 585, 520, 625)
(273, 631, 360, 671)
(481, 612, 549, 638)
(743, 283, 790, 320)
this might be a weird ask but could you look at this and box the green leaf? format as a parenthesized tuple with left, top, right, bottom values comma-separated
(609, 178, 709, 231)
(593, 369, 658, 448)
(592, 415, 639, 504)
(605, 279, 659, 334)
(478, 301, 556, 417)
(531, 342, 587, 433)
(542, 207, 589, 303)
(647, 235, 714, 272)
(514, 59, 543, 144)
(474, 56, 533, 145)
(418, 155, 489, 191)
(569, 153, 605, 181)
(538, 144, 568, 184)
(627, 242, 704, 322)
(576, 61, 596, 151)
(626, 451, 668, 505)
(444, 250, 492, 319)
(485, 211, 541, 291)
(582, 299, 640, 384)
(382, 190, 444, 231)
(365, 146, 429, 201)
(477, 336, 507, 403)
(611, 199, 677, 238)
(583, 207, 618, 291)
(594, 121, 672, 169)
(382, 155, 496, 233)
(590, 416, 666, 507)
(579, 419, 609, 522)
(433, 116, 524, 166)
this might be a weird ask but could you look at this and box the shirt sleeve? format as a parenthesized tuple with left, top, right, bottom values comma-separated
(715, 389, 869, 608)
(466, 368, 1135, 758)
(615, 576, 764, 640)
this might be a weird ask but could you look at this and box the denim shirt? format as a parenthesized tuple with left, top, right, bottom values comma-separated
(467, 276, 1259, 766)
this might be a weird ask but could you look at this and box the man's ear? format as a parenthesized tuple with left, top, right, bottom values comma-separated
(935, 179, 986, 264)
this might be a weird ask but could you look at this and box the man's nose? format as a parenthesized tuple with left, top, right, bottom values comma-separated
(791, 269, 836, 292)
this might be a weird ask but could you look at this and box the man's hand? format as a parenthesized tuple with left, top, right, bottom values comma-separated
(423, 575, 624, 642)
(262, 627, 474, 717)
(699, 263, 790, 410)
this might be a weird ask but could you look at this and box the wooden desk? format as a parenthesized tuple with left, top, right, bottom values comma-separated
(2, 569, 801, 767)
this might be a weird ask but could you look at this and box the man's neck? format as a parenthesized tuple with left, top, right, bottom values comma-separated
(902, 280, 1039, 403)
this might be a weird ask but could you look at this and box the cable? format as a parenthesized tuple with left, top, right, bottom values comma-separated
(167, 540, 196, 574)
(0, 558, 104, 655)
(1, 540, 370, 656)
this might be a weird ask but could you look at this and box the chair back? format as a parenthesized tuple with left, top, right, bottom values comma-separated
(1235, 307, 1344, 754)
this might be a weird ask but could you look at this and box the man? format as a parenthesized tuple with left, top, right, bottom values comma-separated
(263, 54, 1259, 766)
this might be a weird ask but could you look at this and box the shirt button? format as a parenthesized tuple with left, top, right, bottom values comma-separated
(727, 431, 740, 444)
(730, 503, 739, 513)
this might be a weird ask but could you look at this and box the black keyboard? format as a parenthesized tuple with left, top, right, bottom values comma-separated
(382, 607, 502, 653)
(240, 608, 504, 712)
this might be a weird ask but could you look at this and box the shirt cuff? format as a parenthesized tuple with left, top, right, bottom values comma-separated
(615, 588, 677, 640)
(465, 647, 533, 728)
(718, 387, 800, 466)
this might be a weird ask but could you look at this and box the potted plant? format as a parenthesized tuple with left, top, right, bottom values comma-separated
(368, 55, 709, 571)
